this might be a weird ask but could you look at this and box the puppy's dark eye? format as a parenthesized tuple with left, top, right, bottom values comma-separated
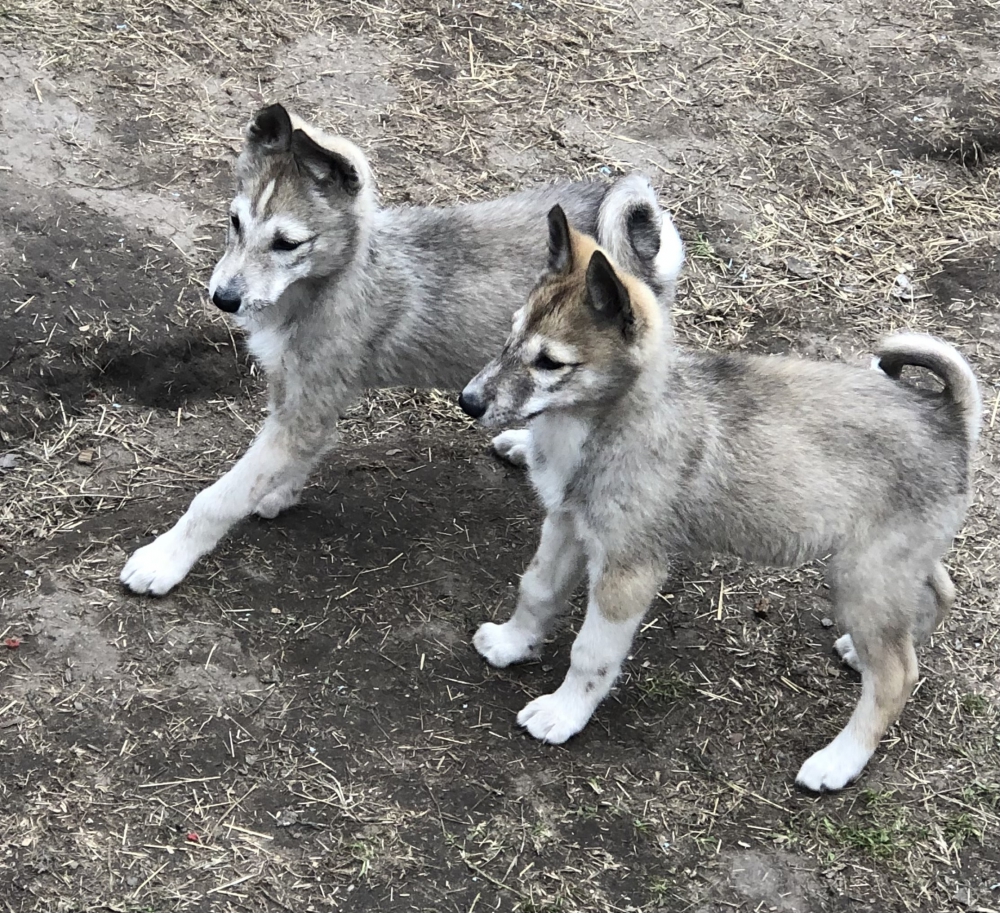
(533, 353, 567, 371)
(272, 235, 304, 252)
(230, 212, 240, 233)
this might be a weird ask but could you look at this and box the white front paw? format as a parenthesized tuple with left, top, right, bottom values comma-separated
(474, 621, 537, 668)
(834, 633, 862, 672)
(795, 735, 871, 792)
(517, 691, 593, 744)
(255, 485, 301, 520)
(491, 429, 530, 468)
(120, 531, 198, 595)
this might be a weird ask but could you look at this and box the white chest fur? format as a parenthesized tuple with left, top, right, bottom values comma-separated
(247, 325, 287, 376)
(527, 414, 590, 511)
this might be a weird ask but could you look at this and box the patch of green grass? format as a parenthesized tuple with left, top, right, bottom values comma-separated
(857, 787, 896, 812)
(817, 790, 925, 861)
(346, 836, 378, 877)
(943, 812, 981, 850)
(530, 820, 556, 848)
(692, 833, 722, 855)
(648, 877, 673, 899)
(960, 692, 989, 716)
(823, 818, 898, 858)
(571, 800, 629, 823)
(635, 669, 693, 702)
(688, 233, 718, 262)
(964, 780, 1000, 810)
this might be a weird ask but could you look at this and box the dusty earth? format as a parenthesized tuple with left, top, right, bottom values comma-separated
(1, 1, 999, 911)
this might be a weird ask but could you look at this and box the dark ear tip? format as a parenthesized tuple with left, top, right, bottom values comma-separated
(586, 250, 615, 290)
(549, 204, 571, 231)
(547, 205, 573, 272)
(250, 102, 286, 127)
(586, 248, 630, 324)
(547, 205, 569, 239)
(248, 103, 292, 145)
(588, 249, 611, 273)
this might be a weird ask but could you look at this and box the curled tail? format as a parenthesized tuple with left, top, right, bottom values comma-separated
(876, 333, 982, 447)
(597, 174, 685, 312)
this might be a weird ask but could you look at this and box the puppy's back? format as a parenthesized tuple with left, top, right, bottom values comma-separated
(647, 350, 972, 563)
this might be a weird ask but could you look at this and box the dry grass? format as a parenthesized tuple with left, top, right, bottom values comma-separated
(1, 0, 999, 911)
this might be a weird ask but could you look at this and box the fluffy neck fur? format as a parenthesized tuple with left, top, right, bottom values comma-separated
(528, 324, 680, 511)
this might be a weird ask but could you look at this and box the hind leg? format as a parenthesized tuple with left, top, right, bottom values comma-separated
(834, 560, 954, 668)
(797, 623, 918, 791)
(913, 561, 955, 644)
(834, 633, 862, 672)
(800, 553, 924, 791)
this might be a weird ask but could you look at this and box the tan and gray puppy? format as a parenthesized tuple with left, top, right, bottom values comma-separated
(460, 206, 980, 792)
(120, 103, 684, 595)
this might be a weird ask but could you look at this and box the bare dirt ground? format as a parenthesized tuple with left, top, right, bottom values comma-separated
(1, 1, 999, 911)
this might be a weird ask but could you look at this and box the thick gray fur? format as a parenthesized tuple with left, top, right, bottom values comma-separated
(463, 225, 980, 792)
(119, 103, 683, 595)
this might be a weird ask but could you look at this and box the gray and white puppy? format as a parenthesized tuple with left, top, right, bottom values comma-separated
(120, 103, 684, 595)
(460, 206, 980, 792)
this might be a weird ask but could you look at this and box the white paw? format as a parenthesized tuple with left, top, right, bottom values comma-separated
(474, 621, 537, 668)
(517, 690, 593, 744)
(120, 531, 198, 595)
(834, 634, 862, 672)
(795, 733, 871, 792)
(491, 429, 530, 468)
(255, 485, 301, 520)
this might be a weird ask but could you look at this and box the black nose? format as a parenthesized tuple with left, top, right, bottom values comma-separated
(458, 390, 486, 419)
(212, 288, 242, 313)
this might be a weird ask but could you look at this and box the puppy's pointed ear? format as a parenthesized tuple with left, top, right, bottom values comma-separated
(586, 251, 633, 337)
(246, 104, 293, 153)
(291, 130, 363, 196)
(547, 205, 573, 273)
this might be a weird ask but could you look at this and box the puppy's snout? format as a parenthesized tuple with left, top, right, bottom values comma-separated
(458, 390, 487, 420)
(212, 286, 242, 313)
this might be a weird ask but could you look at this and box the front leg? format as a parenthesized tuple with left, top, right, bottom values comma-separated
(254, 478, 306, 519)
(474, 510, 584, 667)
(120, 418, 329, 595)
(517, 561, 661, 744)
(491, 428, 531, 468)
